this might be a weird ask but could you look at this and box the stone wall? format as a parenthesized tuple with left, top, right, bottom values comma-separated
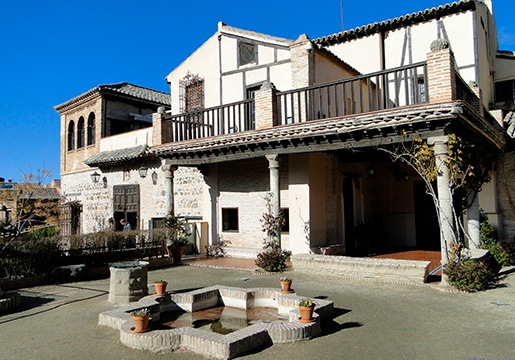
(496, 150, 515, 242)
(61, 164, 204, 234)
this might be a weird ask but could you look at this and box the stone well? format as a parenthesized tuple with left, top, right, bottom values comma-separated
(108, 261, 149, 305)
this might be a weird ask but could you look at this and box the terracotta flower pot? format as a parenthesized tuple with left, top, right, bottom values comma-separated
(131, 315, 150, 333)
(171, 245, 185, 264)
(154, 281, 168, 296)
(299, 305, 315, 323)
(280, 280, 293, 294)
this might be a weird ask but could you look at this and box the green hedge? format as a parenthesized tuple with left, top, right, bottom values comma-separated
(0, 229, 167, 280)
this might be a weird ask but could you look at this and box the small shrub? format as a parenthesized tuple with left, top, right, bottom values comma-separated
(25, 226, 60, 240)
(487, 241, 515, 267)
(255, 245, 291, 272)
(299, 299, 314, 308)
(130, 308, 150, 317)
(480, 214, 496, 247)
(164, 213, 191, 247)
(255, 195, 291, 272)
(206, 237, 231, 258)
(443, 258, 498, 292)
(479, 213, 515, 267)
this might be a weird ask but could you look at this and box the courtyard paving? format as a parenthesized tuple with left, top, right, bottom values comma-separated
(1, 263, 514, 359)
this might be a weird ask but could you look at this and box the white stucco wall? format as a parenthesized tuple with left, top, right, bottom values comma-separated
(99, 128, 152, 151)
(166, 33, 221, 112)
(166, 23, 294, 113)
(326, 11, 482, 99)
(494, 55, 515, 83)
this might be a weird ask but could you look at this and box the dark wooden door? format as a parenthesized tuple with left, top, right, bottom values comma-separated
(113, 185, 140, 230)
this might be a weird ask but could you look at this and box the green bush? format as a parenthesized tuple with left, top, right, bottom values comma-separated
(487, 241, 515, 267)
(0, 237, 62, 279)
(25, 226, 60, 241)
(478, 213, 515, 267)
(0, 229, 168, 280)
(255, 246, 291, 272)
(479, 215, 496, 247)
(443, 258, 498, 292)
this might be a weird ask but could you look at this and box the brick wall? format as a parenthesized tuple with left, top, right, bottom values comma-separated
(218, 157, 290, 249)
(426, 48, 457, 103)
(290, 34, 314, 88)
(60, 96, 103, 175)
(254, 83, 278, 130)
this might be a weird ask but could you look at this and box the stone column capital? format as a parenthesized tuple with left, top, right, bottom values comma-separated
(266, 154, 279, 168)
(161, 159, 178, 175)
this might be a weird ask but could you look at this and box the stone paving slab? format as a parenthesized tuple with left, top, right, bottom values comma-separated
(0, 265, 514, 359)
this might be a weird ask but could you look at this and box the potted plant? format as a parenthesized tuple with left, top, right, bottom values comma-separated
(165, 213, 191, 264)
(280, 277, 293, 293)
(154, 279, 168, 296)
(298, 299, 315, 323)
(130, 308, 150, 333)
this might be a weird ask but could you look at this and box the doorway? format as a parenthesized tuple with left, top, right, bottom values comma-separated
(413, 180, 440, 250)
(343, 177, 356, 255)
(113, 185, 140, 231)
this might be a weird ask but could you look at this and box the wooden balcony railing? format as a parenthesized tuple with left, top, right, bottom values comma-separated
(163, 99, 254, 142)
(455, 73, 478, 109)
(162, 63, 432, 142)
(277, 62, 428, 125)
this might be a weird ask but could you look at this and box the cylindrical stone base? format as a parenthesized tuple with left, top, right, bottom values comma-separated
(108, 261, 149, 304)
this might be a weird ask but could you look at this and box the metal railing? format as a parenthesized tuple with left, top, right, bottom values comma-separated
(163, 99, 254, 142)
(277, 62, 428, 124)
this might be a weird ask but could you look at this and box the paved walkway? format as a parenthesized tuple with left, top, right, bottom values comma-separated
(1, 263, 514, 359)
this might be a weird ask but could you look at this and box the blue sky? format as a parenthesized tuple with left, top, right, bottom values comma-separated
(0, 0, 513, 182)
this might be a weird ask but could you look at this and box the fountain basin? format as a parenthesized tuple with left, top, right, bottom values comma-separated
(99, 285, 333, 359)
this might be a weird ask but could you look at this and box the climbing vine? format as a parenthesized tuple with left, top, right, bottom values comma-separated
(411, 133, 495, 193)
(379, 131, 498, 259)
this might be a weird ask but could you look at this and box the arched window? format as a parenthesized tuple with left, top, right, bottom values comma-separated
(67, 121, 75, 151)
(77, 116, 85, 148)
(87, 112, 95, 146)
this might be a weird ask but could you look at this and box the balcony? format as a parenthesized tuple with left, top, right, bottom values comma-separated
(152, 46, 505, 164)
(161, 62, 429, 144)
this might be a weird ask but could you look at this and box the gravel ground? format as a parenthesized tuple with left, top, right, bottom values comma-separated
(1, 265, 514, 360)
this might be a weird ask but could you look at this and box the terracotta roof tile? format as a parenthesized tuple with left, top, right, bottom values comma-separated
(151, 103, 461, 156)
(84, 144, 148, 167)
(314, 0, 476, 46)
(54, 82, 170, 111)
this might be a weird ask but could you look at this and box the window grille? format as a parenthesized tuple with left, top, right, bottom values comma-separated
(239, 41, 256, 66)
(179, 72, 204, 123)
